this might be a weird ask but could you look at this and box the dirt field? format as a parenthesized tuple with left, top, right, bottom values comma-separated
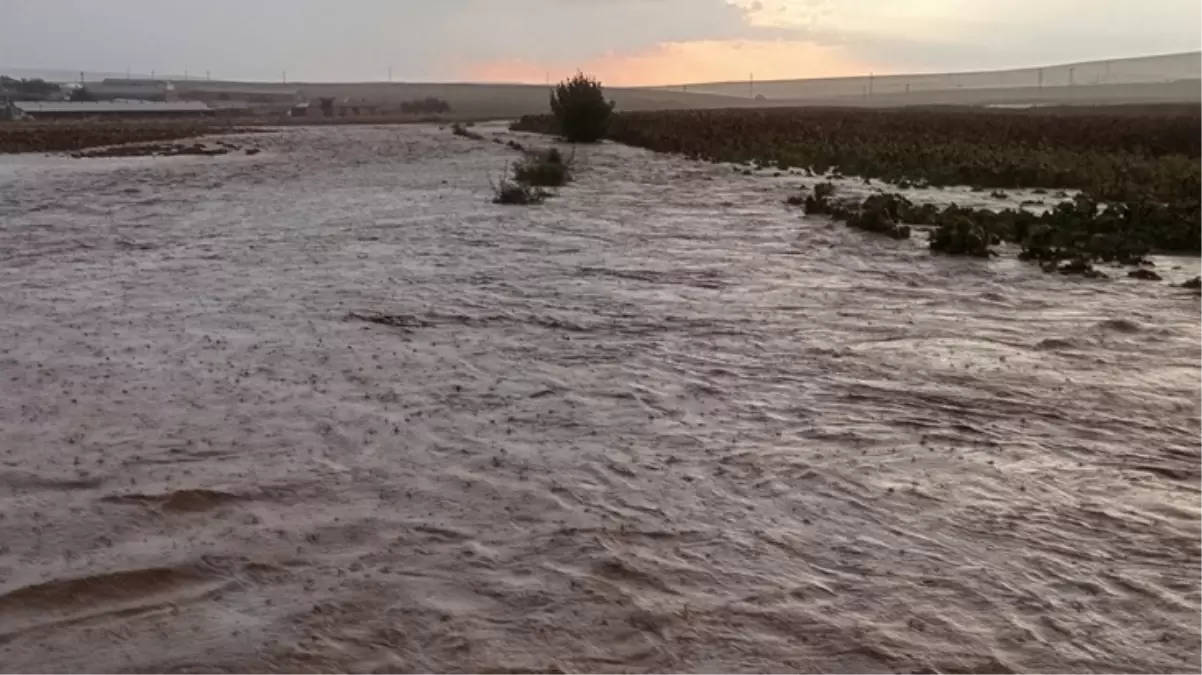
(0, 124, 1198, 672)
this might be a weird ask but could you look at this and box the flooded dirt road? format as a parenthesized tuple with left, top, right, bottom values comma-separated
(0, 124, 1198, 673)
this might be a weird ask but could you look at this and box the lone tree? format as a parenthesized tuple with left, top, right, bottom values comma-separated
(550, 72, 614, 144)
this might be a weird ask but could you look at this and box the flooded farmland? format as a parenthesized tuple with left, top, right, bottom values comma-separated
(0, 123, 1198, 673)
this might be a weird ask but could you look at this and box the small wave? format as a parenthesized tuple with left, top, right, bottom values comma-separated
(100, 488, 248, 513)
(1035, 337, 1081, 351)
(1096, 318, 1143, 333)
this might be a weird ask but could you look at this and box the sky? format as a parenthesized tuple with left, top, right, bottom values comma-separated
(1, 0, 1199, 85)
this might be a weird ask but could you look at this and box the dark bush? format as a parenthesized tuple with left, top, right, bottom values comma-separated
(550, 72, 614, 144)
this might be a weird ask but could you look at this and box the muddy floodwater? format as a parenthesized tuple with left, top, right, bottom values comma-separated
(0, 124, 1198, 673)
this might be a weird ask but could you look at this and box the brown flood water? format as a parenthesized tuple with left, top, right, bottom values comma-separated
(0, 123, 1198, 673)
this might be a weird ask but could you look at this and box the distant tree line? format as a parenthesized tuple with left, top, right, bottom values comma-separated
(400, 97, 452, 114)
(0, 75, 61, 99)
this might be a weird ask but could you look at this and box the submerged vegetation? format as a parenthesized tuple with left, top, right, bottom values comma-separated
(492, 179, 548, 205)
(515, 105, 1200, 279)
(451, 122, 485, 141)
(802, 185, 913, 239)
(792, 181, 1200, 277)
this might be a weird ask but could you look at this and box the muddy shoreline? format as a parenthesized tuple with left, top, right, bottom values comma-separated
(0, 116, 508, 154)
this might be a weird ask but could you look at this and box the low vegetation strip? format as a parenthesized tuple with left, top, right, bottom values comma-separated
(511, 105, 1201, 202)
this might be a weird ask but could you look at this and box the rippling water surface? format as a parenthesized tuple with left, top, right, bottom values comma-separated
(0, 124, 1198, 673)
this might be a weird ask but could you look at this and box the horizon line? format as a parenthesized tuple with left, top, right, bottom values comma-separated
(3, 48, 1198, 89)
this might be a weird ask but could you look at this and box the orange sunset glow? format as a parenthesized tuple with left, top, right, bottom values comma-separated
(458, 40, 874, 86)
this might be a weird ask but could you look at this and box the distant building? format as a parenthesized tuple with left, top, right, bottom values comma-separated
(175, 84, 301, 105)
(12, 100, 213, 120)
(87, 79, 176, 102)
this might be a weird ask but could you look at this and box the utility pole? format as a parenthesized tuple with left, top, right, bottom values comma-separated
(282, 70, 287, 84)
(749, 72, 754, 97)
(868, 72, 874, 99)
(1037, 68, 1044, 90)
(184, 68, 189, 81)
(1069, 67, 1076, 88)
(388, 66, 392, 83)
(206, 70, 211, 81)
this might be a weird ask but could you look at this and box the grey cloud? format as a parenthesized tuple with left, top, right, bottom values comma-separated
(0, 0, 1196, 82)
(0, 0, 786, 80)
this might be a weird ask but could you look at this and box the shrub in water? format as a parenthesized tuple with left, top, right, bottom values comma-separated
(513, 147, 573, 187)
(451, 123, 484, 140)
(493, 179, 548, 205)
